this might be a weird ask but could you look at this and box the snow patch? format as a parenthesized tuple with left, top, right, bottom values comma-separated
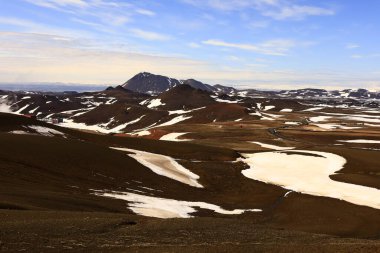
(168, 107, 205, 115)
(134, 130, 151, 136)
(250, 141, 294, 150)
(313, 124, 361, 130)
(263, 105, 275, 111)
(28, 125, 65, 137)
(285, 122, 301, 125)
(302, 107, 323, 112)
(29, 106, 40, 114)
(94, 191, 261, 218)
(111, 147, 203, 188)
(241, 150, 380, 210)
(309, 116, 331, 122)
(147, 99, 165, 108)
(160, 132, 192, 142)
(156, 115, 192, 127)
(338, 139, 380, 144)
(0, 99, 12, 113)
(15, 104, 30, 114)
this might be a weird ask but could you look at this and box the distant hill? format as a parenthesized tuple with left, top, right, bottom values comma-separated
(122, 72, 236, 95)
(122, 72, 181, 95)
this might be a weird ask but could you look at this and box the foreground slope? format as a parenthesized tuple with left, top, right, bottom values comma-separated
(1, 112, 380, 251)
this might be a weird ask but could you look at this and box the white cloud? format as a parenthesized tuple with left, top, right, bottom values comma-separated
(130, 29, 171, 41)
(227, 55, 241, 61)
(248, 20, 270, 29)
(183, 0, 277, 11)
(351, 53, 380, 59)
(135, 8, 156, 16)
(1, 32, 379, 90)
(0, 17, 93, 38)
(346, 43, 360, 49)
(188, 42, 201, 48)
(262, 5, 335, 20)
(182, 0, 335, 20)
(202, 39, 295, 56)
(0, 32, 203, 84)
(24, 0, 88, 9)
(23, 0, 133, 26)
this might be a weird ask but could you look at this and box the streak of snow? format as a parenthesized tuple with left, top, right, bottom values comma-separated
(250, 141, 294, 150)
(111, 147, 203, 188)
(160, 132, 192, 142)
(94, 191, 261, 218)
(134, 130, 151, 136)
(263, 105, 275, 111)
(109, 115, 145, 132)
(168, 107, 205, 115)
(28, 125, 65, 137)
(28, 106, 40, 114)
(338, 139, 380, 144)
(59, 115, 145, 133)
(302, 107, 323, 112)
(285, 122, 301, 125)
(156, 115, 192, 127)
(309, 116, 331, 122)
(15, 104, 30, 114)
(313, 124, 361, 130)
(214, 98, 240, 103)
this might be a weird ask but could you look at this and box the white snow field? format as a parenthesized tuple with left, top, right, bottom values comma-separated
(94, 191, 262, 218)
(0, 100, 12, 113)
(309, 116, 331, 122)
(111, 147, 203, 188)
(9, 126, 65, 137)
(302, 107, 324, 112)
(241, 150, 380, 210)
(141, 98, 165, 108)
(160, 132, 192, 142)
(338, 139, 380, 144)
(250, 141, 295, 151)
(168, 107, 205, 115)
(313, 123, 362, 130)
(263, 105, 275, 111)
(58, 115, 145, 134)
(28, 125, 65, 137)
(156, 115, 192, 127)
(285, 122, 301, 125)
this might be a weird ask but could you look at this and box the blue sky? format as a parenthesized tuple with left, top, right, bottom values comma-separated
(0, 0, 380, 90)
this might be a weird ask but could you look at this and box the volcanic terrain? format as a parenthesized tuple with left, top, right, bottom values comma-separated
(1, 72, 380, 252)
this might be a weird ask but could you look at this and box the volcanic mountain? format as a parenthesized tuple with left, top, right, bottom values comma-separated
(122, 72, 236, 95)
(2, 77, 380, 251)
(122, 72, 181, 95)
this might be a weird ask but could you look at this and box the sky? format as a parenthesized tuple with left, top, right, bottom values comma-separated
(0, 0, 380, 90)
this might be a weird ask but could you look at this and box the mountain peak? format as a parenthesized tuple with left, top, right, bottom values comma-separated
(122, 72, 181, 95)
(122, 72, 238, 95)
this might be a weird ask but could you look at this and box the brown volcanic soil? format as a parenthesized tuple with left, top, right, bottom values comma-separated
(187, 103, 249, 123)
(2, 210, 380, 253)
(158, 84, 216, 110)
(2, 113, 380, 251)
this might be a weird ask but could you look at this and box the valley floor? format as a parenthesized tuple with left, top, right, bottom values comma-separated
(2, 95, 380, 252)
(1, 210, 380, 253)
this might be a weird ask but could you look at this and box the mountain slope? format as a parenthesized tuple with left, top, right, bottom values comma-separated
(122, 72, 237, 95)
(122, 72, 181, 95)
(182, 79, 215, 93)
